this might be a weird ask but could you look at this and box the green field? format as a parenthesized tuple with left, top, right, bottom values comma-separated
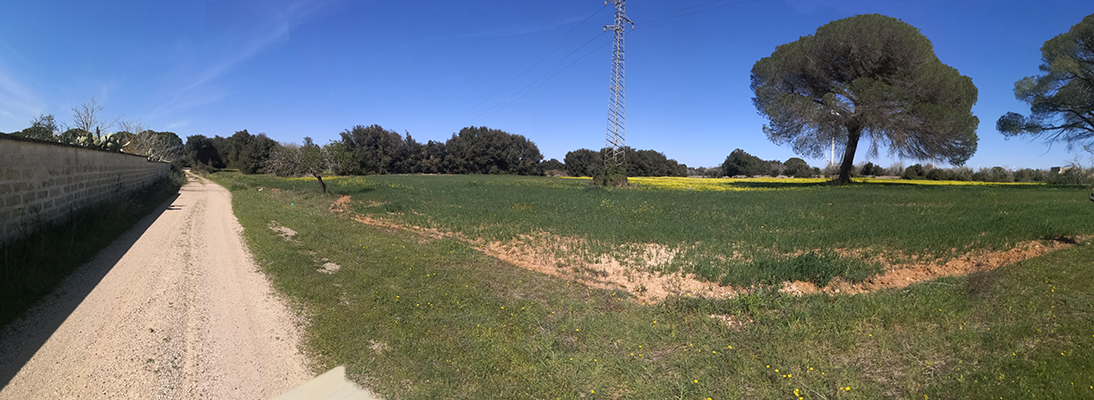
(211, 172, 1094, 399)
(238, 174, 1092, 293)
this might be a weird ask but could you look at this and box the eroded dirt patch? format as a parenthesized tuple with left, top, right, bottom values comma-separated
(784, 238, 1079, 295)
(481, 235, 735, 303)
(332, 197, 1081, 303)
(329, 195, 354, 213)
(269, 222, 297, 241)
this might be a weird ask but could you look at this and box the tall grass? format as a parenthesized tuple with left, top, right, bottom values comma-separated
(212, 172, 1094, 399)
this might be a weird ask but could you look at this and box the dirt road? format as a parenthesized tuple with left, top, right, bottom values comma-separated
(0, 174, 310, 399)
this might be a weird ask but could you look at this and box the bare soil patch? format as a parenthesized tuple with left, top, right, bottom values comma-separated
(482, 235, 734, 303)
(332, 197, 1081, 303)
(318, 262, 341, 274)
(782, 238, 1080, 295)
(269, 222, 297, 241)
(329, 194, 354, 213)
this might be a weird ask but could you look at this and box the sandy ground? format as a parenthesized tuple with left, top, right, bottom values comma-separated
(0, 174, 310, 399)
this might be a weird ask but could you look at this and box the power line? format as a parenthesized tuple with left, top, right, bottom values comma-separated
(468, 34, 611, 125)
(442, 5, 607, 131)
(462, 0, 765, 128)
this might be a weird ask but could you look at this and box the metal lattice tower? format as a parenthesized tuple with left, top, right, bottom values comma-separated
(604, 0, 632, 166)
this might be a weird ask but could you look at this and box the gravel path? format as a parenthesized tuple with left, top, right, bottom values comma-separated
(0, 174, 310, 399)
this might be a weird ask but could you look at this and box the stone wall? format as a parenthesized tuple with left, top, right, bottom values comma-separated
(0, 135, 172, 245)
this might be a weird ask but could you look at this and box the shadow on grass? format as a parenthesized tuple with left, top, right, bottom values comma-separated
(0, 190, 178, 389)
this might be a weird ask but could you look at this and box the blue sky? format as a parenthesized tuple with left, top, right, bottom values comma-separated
(0, 0, 1090, 170)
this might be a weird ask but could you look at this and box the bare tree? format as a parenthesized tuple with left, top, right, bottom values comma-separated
(117, 119, 146, 137)
(71, 97, 120, 139)
(116, 119, 183, 162)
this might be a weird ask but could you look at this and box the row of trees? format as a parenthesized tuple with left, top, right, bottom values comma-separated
(562, 147, 688, 178)
(332, 125, 543, 176)
(182, 127, 1092, 186)
(898, 163, 1094, 184)
(181, 125, 697, 182)
(721, 149, 819, 178)
(182, 125, 546, 178)
(183, 130, 279, 173)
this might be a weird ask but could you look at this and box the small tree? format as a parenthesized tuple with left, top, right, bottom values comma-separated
(564, 149, 602, 177)
(300, 137, 331, 193)
(184, 135, 225, 172)
(722, 149, 769, 177)
(784, 157, 812, 178)
(593, 159, 628, 186)
(903, 164, 926, 180)
(265, 138, 331, 193)
(860, 162, 885, 176)
(16, 114, 59, 141)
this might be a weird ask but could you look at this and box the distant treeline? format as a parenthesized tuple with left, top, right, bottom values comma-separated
(177, 127, 1090, 184)
(183, 125, 691, 178)
(562, 147, 687, 177)
(896, 163, 1093, 184)
(185, 126, 544, 176)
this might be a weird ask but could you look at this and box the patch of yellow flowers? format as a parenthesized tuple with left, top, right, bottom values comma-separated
(567, 176, 1040, 191)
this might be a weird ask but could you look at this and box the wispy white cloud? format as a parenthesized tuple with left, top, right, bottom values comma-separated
(164, 120, 190, 130)
(151, 0, 341, 120)
(151, 88, 229, 120)
(182, 22, 291, 92)
(0, 39, 47, 128)
(0, 65, 47, 129)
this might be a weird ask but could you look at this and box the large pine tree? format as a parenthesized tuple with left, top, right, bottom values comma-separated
(751, 14, 979, 183)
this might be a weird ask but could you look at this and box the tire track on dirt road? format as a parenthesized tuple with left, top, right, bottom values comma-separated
(0, 174, 310, 399)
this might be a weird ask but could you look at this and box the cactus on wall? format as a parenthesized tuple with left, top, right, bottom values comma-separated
(70, 127, 126, 153)
(72, 127, 127, 152)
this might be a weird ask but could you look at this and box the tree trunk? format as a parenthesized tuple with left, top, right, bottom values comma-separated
(836, 126, 863, 184)
(312, 173, 327, 193)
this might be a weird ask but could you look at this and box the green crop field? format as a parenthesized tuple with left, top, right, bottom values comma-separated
(211, 172, 1094, 399)
(236, 174, 1092, 295)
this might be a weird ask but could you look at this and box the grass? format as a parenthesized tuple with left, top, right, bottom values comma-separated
(212, 172, 1094, 399)
(0, 173, 183, 328)
(225, 173, 1093, 288)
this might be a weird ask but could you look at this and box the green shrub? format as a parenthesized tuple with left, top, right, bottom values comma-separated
(593, 160, 628, 186)
(903, 164, 926, 179)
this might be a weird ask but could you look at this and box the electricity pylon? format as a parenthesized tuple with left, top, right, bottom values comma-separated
(604, 0, 632, 167)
